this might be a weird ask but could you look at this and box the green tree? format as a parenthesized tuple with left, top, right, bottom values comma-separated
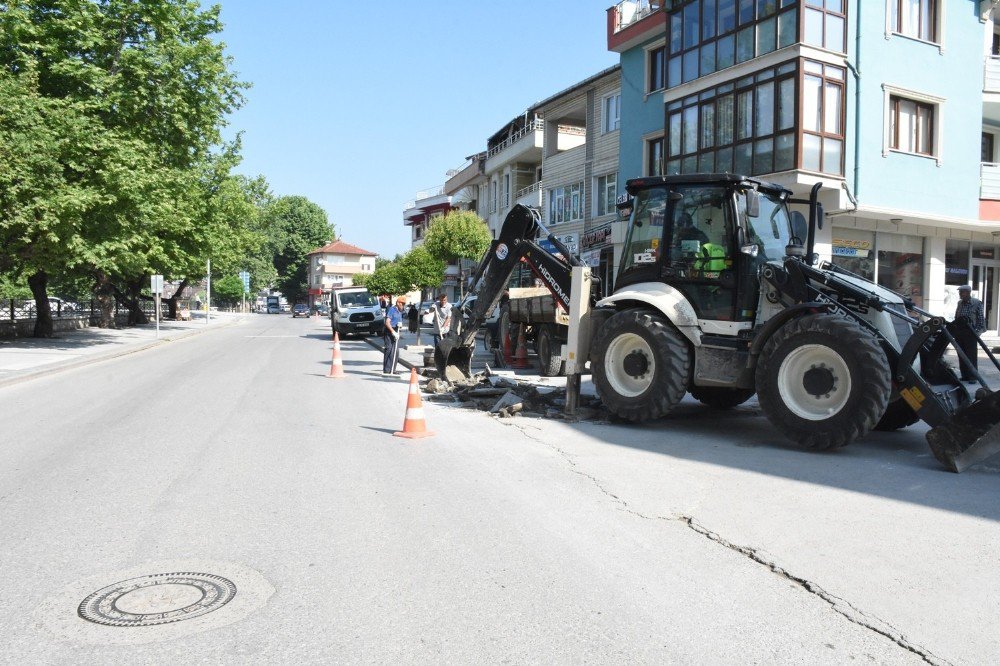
(263, 196, 334, 304)
(422, 210, 491, 298)
(212, 274, 244, 308)
(0, 1, 249, 335)
(363, 257, 410, 299)
(397, 246, 445, 300)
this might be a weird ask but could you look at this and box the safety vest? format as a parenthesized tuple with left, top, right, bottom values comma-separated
(692, 243, 728, 276)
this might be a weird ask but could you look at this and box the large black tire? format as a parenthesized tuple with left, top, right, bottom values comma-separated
(690, 386, 755, 409)
(591, 308, 690, 422)
(756, 314, 891, 450)
(537, 325, 565, 377)
(874, 398, 919, 432)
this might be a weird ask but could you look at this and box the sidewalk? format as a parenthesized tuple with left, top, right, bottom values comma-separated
(0, 313, 241, 388)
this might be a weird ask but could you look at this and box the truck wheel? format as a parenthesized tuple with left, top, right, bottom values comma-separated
(874, 398, 919, 432)
(537, 326, 565, 377)
(498, 304, 511, 351)
(591, 308, 690, 422)
(690, 387, 755, 409)
(756, 313, 890, 450)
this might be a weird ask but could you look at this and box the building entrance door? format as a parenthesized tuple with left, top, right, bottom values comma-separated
(971, 262, 997, 333)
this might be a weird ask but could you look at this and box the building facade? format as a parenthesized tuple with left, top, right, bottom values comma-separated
(403, 187, 460, 301)
(305, 240, 377, 308)
(609, 0, 1000, 329)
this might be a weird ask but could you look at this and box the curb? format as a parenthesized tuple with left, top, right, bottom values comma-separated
(0, 318, 241, 390)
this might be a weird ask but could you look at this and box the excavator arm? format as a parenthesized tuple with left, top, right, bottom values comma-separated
(435, 204, 590, 380)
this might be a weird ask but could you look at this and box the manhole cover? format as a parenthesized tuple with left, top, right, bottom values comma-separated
(78, 572, 237, 627)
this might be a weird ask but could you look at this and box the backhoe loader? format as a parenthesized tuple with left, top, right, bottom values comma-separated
(438, 174, 1000, 472)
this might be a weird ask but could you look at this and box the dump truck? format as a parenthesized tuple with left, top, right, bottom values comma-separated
(437, 173, 1000, 473)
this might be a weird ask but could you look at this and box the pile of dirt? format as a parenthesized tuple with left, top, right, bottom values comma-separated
(422, 371, 606, 420)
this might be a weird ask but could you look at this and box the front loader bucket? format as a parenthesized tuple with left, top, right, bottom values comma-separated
(926, 390, 1000, 472)
(434, 338, 474, 382)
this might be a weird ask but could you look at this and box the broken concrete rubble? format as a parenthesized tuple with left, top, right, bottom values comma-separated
(419, 369, 606, 422)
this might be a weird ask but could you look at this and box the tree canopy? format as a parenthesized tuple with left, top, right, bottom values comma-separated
(264, 196, 335, 304)
(422, 210, 492, 264)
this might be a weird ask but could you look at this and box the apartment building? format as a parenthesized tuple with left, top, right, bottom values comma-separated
(306, 240, 377, 307)
(534, 65, 622, 297)
(402, 187, 463, 301)
(608, 1, 1000, 329)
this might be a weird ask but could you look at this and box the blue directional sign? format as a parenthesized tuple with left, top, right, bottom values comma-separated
(239, 271, 250, 293)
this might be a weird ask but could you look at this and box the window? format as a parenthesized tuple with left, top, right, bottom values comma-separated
(664, 60, 825, 177)
(983, 132, 995, 163)
(890, 95, 934, 156)
(603, 93, 621, 133)
(596, 173, 618, 217)
(666, 0, 800, 88)
(803, 0, 846, 52)
(491, 180, 498, 213)
(890, 0, 937, 43)
(647, 136, 665, 176)
(548, 182, 584, 224)
(801, 60, 845, 174)
(649, 46, 665, 92)
(504, 173, 510, 208)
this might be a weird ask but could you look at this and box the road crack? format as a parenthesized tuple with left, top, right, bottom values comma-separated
(503, 418, 951, 666)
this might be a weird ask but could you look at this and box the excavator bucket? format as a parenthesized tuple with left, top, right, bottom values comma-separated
(926, 389, 1000, 472)
(435, 338, 474, 382)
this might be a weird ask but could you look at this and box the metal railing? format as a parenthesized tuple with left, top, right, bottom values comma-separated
(613, 0, 664, 33)
(986, 56, 1000, 93)
(515, 181, 540, 199)
(982, 162, 1000, 200)
(487, 120, 544, 159)
(2, 297, 172, 322)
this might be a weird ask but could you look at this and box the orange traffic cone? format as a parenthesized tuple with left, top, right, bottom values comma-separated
(394, 368, 435, 439)
(510, 324, 529, 369)
(327, 331, 345, 378)
(502, 327, 513, 363)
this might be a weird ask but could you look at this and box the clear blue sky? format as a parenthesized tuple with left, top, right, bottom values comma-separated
(217, 1, 620, 259)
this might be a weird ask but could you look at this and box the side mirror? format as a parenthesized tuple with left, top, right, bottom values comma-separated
(741, 244, 760, 257)
(745, 190, 760, 218)
(790, 211, 808, 244)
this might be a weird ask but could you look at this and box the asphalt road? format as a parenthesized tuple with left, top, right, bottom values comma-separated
(1, 314, 996, 664)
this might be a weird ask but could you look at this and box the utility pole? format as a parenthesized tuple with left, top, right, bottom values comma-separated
(206, 259, 211, 324)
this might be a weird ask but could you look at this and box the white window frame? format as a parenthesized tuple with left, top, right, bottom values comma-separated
(548, 182, 584, 225)
(643, 130, 665, 177)
(884, 0, 946, 53)
(881, 84, 945, 165)
(645, 38, 667, 96)
(595, 172, 618, 217)
(602, 91, 621, 134)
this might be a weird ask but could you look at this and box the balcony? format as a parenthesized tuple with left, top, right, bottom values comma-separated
(987, 56, 1000, 95)
(515, 181, 543, 208)
(485, 120, 544, 171)
(608, 0, 665, 52)
(982, 163, 1000, 200)
(612, 0, 663, 33)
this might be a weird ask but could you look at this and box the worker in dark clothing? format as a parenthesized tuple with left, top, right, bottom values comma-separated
(383, 297, 406, 376)
(952, 285, 987, 383)
(407, 303, 419, 334)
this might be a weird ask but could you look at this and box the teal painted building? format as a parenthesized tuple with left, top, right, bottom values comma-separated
(608, 0, 1000, 328)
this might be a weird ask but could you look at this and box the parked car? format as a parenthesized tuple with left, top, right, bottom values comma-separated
(25, 297, 77, 316)
(291, 303, 310, 318)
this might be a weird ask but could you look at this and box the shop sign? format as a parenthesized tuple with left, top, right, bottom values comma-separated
(539, 234, 578, 255)
(582, 225, 612, 250)
(581, 250, 601, 268)
(973, 247, 995, 259)
(832, 238, 872, 258)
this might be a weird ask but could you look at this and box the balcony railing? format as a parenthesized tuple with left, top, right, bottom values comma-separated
(982, 163, 1000, 200)
(514, 181, 540, 200)
(487, 120, 543, 159)
(987, 56, 1000, 94)
(613, 0, 664, 33)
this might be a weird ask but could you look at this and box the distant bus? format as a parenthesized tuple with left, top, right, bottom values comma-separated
(266, 295, 280, 314)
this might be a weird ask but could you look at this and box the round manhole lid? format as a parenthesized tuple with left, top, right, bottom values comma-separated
(78, 572, 237, 627)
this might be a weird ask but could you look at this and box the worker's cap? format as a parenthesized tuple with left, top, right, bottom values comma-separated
(958, 285, 973, 292)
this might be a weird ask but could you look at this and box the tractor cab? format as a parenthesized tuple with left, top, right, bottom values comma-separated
(616, 174, 796, 325)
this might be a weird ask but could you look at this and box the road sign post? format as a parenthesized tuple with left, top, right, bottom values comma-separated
(151, 274, 164, 339)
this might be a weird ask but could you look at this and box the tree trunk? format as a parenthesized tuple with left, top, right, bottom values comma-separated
(164, 278, 189, 319)
(114, 278, 149, 326)
(28, 270, 53, 338)
(94, 271, 116, 328)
